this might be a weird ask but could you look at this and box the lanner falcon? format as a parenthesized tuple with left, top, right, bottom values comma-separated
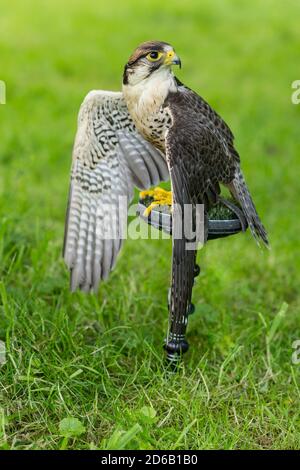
(64, 41, 268, 317)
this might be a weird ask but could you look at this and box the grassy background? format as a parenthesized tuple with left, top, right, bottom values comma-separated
(0, 0, 300, 450)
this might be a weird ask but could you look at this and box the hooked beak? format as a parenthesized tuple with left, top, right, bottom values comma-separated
(164, 50, 182, 69)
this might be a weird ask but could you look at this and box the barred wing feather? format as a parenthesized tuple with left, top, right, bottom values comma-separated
(63, 90, 169, 292)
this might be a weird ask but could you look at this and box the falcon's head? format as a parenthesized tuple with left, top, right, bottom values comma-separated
(123, 41, 181, 86)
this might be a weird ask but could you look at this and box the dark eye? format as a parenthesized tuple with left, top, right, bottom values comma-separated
(146, 51, 162, 62)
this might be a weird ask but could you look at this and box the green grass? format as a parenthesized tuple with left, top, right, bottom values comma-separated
(0, 0, 300, 450)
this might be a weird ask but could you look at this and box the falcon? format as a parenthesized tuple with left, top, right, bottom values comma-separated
(64, 41, 268, 355)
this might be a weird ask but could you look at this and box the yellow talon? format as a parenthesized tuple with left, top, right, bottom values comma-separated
(140, 189, 155, 199)
(140, 187, 172, 216)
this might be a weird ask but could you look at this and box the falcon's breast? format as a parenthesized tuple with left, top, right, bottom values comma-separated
(122, 69, 176, 151)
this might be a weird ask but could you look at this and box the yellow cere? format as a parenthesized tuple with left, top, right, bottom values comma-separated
(140, 187, 172, 217)
(164, 50, 175, 65)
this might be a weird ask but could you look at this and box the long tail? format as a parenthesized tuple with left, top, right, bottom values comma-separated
(229, 169, 269, 248)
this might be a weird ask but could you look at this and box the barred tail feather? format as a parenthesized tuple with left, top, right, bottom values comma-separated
(229, 170, 269, 248)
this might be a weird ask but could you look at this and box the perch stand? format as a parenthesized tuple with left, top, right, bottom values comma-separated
(137, 195, 248, 367)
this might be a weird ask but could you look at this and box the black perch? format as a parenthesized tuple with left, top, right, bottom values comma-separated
(137, 196, 248, 367)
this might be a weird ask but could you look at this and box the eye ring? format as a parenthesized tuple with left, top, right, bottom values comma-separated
(146, 51, 163, 62)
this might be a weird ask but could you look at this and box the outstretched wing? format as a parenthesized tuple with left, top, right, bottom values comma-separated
(64, 90, 169, 292)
